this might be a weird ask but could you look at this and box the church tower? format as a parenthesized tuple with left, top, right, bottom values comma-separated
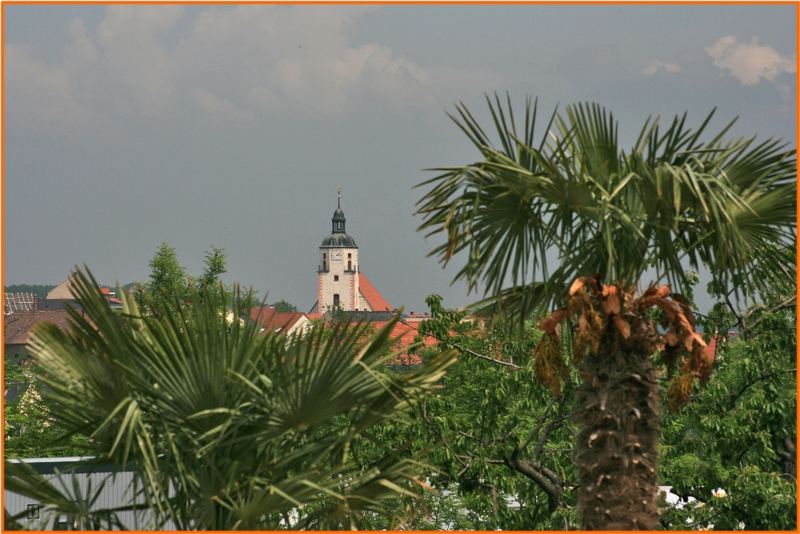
(317, 191, 360, 312)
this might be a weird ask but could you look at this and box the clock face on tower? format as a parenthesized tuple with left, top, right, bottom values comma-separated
(331, 250, 342, 261)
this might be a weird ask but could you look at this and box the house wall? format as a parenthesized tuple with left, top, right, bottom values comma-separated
(285, 315, 311, 337)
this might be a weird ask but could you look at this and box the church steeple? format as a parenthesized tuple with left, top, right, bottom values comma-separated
(332, 188, 346, 233)
(321, 189, 357, 248)
(317, 188, 360, 313)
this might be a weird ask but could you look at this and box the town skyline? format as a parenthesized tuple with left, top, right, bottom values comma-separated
(5, 4, 796, 312)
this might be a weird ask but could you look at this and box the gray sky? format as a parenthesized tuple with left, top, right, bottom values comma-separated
(5, 4, 796, 312)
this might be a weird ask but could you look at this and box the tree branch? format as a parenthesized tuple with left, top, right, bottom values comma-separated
(504, 391, 571, 513)
(451, 342, 521, 370)
(505, 455, 563, 512)
(727, 368, 796, 410)
(741, 296, 796, 334)
(421, 402, 469, 468)
(519, 388, 571, 456)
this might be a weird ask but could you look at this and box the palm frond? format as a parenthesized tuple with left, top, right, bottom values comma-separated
(416, 97, 796, 318)
(20, 268, 457, 529)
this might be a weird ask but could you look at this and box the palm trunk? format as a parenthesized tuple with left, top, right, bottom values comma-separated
(573, 324, 661, 530)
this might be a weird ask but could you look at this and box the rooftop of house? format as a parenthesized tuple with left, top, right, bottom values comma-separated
(4, 309, 73, 346)
(369, 318, 437, 366)
(358, 273, 391, 312)
(46, 278, 77, 300)
(248, 306, 307, 334)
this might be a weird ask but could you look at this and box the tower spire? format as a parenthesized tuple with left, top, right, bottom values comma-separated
(331, 188, 346, 233)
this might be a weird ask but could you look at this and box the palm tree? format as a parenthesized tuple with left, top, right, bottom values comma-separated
(415, 95, 795, 529)
(6, 268, 455, 530)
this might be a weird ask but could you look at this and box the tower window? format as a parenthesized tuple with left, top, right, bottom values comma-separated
(334, 275, 339, 281)
(333, 294, 340, 308)
(348, 253, 352, 258)
(347, 260, 352, 271)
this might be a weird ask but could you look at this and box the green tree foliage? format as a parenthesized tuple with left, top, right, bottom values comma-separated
(413, 295, 578, 529)
(4, 362, 88, 458)
(270, 299, 298, 313)
(362, 291, 795, 530)
(415, 94, 795, 528)
(196, 246, 226, 289)
(136, 243, 232, 313)
(341, 294, 578, 530)
(660, 300, 796, 530)
(5, 269, 456, 530)
(146, 242, 186, 303)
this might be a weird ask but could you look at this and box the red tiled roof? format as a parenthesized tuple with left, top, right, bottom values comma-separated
(4, 310, 73, 346)
(249, 306, 277, 325)
(249, 307, 306, 334)
(359, 273, 391, 312)
(368, 317, 437, 366)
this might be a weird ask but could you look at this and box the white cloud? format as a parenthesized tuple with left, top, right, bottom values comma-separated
(173, 6, 439, 117)
(706, 35, 795, 85)
(5, 44, 93, 127)
(642, 60, 681, 76)
(7, 5, 492, 125)
(191, 88, 249, 122)
(95, 6, 184, 117)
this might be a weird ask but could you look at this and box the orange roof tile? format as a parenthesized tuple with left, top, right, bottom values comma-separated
(367, 318, 437, 366)
(359, 273, 391, 312)
(249, 306, 306, 334)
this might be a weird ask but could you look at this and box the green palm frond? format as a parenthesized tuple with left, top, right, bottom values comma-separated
(416, 95, 796, 317)
(18, 268, 457, 529)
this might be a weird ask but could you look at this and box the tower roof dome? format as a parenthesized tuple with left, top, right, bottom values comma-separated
(321, 233, 357, 247)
